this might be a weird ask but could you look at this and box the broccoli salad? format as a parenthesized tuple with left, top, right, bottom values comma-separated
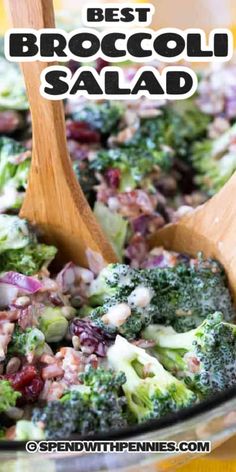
(0, 50, 236, 440)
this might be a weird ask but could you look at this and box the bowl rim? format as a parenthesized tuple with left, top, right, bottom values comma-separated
(1, 384, 236, 450)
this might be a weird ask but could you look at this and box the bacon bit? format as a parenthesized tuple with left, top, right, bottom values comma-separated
(5, 426, 16, 440)
(45, 381, 66, 401)
(117, 190, 156, 218)
(185, 354, 200, 374)
(86, 249, 106, 275)
(40, 354, 57, 365)
(88, 354, 98, 370)
(109, 126, 137, 145)
(0, 310, 19, 322)
(133, 339, 156, 349)
(0, 321, 14, 361)
(39, 278, 58, 293)
(56, 347, 99, 386)
(18, 307, 34, 329)
(42, 364, 64, 380)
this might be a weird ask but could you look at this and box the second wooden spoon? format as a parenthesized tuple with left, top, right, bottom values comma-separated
(149, 170, 236, 301)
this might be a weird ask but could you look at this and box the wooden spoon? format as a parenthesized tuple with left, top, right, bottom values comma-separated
(149, 171, 236, 301)
(5, 0, 117, 267)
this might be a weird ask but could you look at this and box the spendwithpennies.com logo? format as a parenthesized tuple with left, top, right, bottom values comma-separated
(26, 440, 211, 454)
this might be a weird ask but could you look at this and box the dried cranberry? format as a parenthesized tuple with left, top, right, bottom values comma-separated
(96, 58, 110, 73)
(5, 364, 44, 403)
(68, 60, 81, 74)
(6, 365, 37, 389)
(23, 376, 44, 402)
(105, 168, 121, 189)
(66, 120, 101, 144)
(71, 319, 115, 357)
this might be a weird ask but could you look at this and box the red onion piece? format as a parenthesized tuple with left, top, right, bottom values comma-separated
(0, 284, 18, 307)
(56, 262, 76, 293)
(0, 272, 42, 294)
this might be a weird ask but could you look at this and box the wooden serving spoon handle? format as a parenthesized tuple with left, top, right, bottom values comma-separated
(149, 171, 236, 300)
(5, 0, 117, 267)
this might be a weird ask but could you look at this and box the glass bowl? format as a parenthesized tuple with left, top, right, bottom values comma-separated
(1, 386, 236, 472)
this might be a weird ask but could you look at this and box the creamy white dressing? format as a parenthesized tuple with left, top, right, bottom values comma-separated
(128, 286, 153, 308)
(102, 303, 131, 327)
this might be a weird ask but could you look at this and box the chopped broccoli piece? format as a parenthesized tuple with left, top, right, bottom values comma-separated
(149, 258, 235, 332)
(88, 264, 155, 339)
(72, 101, 124, 135)
(39, 307, 69, 343)
(191, 122, 236, 195)
(73, 161, 97, 205)
(0, 380, 21, 414)
(107, 335, 196, 422)
(88, 259, 234, 338)
(9, 325, 45, 358)
(0, 243, 57, 276)
(91, 147, 171, 191)
(0, 138, 30, 211)
(143, 312, 236, 398)
(32, 366, 128, 438)
(0, 214, 31, 253)
(32, 401, 78, 439)
(89, 263, 148, 306)
(0, 59, 28, 110)
(0, 213, 57, 275)
(94, 202, 128, 260)
(128, 100, 210, 160)
(15, 420, 45, 440)
(165, 100, 211, 158)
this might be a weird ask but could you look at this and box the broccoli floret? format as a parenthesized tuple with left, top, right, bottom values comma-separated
(128, 100, 210, 161)
(88, 259, 234, 337)
(72, 101, 124, 135)
(149, 258, 235, 332)
(164, 100, 211, 159)
(15, 420, 45, 440)
(0, 380, 21, 414)
(88, 264, 156, 339)
(91, 147, 171, 191)
(89, 263, 139, 306)
(191, 122, 236, 195)
(0, 59, 28, 110)
(73, 161, 97, 205)
(0, 214, 32, 253)
(107, 335, 196, 422)
(90, 303, 153, 341)
(0, 214, 57, 275)
(0, 138, 30, 211)
(32, 366, 128, 438)
(8, 325, 45, 359)
(32, 401, 77, 439)
(0, 243, 57, 276)
(143, 312, 236, 398)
